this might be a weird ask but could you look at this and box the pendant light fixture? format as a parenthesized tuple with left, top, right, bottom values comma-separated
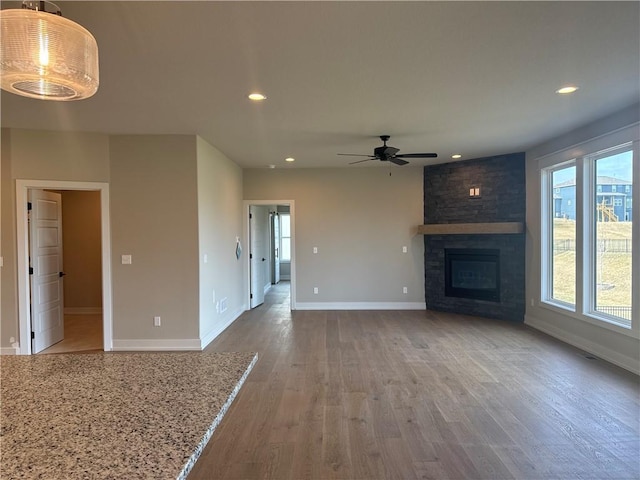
(0, 0, 99, 100)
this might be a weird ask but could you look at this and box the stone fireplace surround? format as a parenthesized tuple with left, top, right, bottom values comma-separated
(423, 153, 526, 322)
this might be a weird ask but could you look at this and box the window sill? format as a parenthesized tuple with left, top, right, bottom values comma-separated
(540, 300, 638, 339)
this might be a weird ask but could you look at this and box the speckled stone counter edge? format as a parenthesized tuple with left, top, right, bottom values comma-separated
(176, 352, 258, 480)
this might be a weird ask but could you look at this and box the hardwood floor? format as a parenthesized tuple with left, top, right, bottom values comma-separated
(39, 314, 103, 354)
(188, 282, 640, 479)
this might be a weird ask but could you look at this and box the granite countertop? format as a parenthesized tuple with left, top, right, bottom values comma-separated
(1, 351, 257, 480)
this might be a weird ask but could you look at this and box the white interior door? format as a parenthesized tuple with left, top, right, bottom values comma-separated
(250, 206, 266, 308)
(271, 212, 280, 284)
(29, 190, 65, 353)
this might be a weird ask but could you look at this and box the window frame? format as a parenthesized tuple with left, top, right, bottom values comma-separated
(583, 143, 634, 329)
(538, 124, 639, 339)
(542, 161, 577, 311)
(279, 213, 291, 262)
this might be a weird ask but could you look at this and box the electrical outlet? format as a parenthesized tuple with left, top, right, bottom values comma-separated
(313, 287, 319, 294)
(154, 316, 161, 327)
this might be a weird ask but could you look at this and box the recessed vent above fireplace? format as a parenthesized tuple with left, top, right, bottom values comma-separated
(445, 249, 500, 302)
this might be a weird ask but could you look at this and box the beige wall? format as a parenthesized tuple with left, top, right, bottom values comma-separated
(61, 190, 103, 310)
(525, 104, 640, 373)
(1, 129, 110, 347)
(1, 129, 12, 347)
(244, 167, 425, 306)
(196, 137, 245, 342)
(109, 135, 200, 342)
(1, 129, 251, 350)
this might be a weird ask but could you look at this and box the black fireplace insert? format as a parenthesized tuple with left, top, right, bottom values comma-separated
(445, 248, 500, 302)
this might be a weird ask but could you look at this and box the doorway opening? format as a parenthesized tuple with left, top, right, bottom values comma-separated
(245, 200, 295, 311)
(16, 180, 113, 355)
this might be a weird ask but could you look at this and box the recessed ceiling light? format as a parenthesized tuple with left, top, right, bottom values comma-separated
(556, 85, 579, 95)
(248, 92, 267, 101)
(451, 154, 462, 159)
(285, 157, 295, 162)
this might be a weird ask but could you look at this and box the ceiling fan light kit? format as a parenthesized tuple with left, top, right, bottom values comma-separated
(0, 0, 99, 100)
(338, 135, 437, 166)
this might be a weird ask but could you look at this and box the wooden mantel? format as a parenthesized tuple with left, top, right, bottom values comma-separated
(417, 222, 525, 235)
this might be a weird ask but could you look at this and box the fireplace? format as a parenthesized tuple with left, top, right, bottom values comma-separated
(423, 152, 525, 321)
(445, 249, 500, 302)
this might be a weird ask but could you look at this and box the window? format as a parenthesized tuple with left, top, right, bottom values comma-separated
(279, 214, 291, 261)
(545, 164, 576, 307)
(591, 148, 633, 326)
(541, 134, 636, 332)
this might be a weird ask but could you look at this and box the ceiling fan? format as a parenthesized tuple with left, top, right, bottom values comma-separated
(338, 135, 437, 166)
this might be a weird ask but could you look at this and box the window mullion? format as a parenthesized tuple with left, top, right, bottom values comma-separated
(632, 140, 639, 336)
(581, 155, 596, 317)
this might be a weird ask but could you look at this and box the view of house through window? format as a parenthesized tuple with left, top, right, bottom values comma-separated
(593, 149, 633, 324)
(280, 214, 291, 261)
(551, 165, 576, 305)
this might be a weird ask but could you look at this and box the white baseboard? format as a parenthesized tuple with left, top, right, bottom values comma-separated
(525, 314, 639, 375)
(64, 307, 103, 315)
(112, 306, 247, 352)
(295, 302, 427, 311)
(0, 346, 19, 355)
(200, 306, 245, 350)
(111, 338, 201, 351)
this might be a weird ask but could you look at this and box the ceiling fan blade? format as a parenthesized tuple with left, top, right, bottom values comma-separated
(349, 158, 376, 165)
(337, 153, 373, 157)
(395, 153, 438, 158)
(389, 157, 409, 166)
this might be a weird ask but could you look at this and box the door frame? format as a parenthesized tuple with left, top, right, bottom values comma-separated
(16, 179, 113, 354)
(243, 200, 296, 310)
(270, 211, 280, 284)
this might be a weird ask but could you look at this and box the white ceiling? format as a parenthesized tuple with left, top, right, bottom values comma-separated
(1, 1, 638, 169)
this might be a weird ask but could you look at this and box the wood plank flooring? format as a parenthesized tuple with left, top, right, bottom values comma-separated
(190, 282, 639, 479)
